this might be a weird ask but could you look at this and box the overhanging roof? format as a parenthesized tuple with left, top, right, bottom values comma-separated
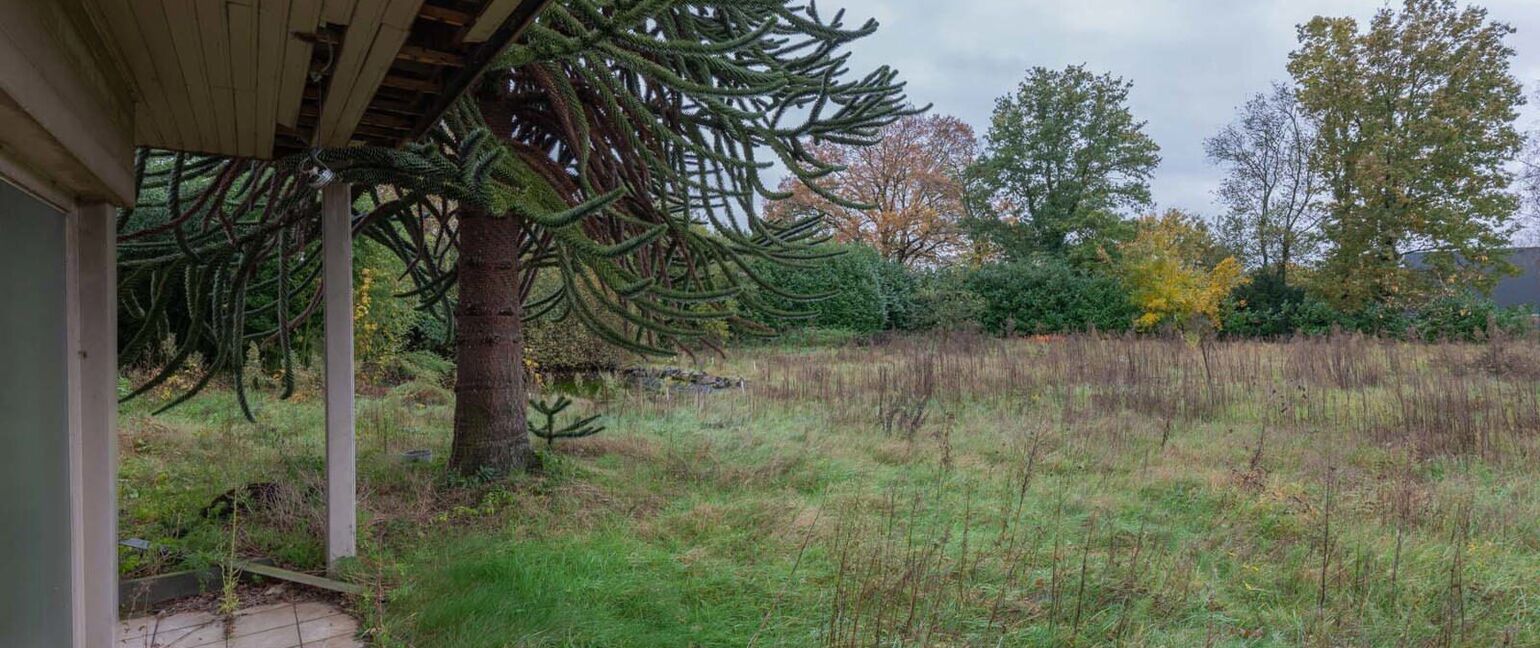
(86, 0, 548, 160)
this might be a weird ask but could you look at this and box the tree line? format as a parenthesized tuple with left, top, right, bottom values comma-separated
(764, 0, 1540, 338)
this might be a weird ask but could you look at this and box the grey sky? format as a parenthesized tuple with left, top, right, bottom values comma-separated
(825, 0, 1540, 217)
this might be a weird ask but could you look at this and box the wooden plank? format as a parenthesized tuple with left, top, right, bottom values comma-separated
(235, 89, 258, 157)
(303, 104, 414, 131)
(210, 88, 239, 155)
(357, 111, 413, 129)
(381, 73, 439, 93)
(129, 0, 203, 151)
(350, 123, 412, 140)
(419, 4, 471, 26)
(408, 0, 550, 140)
(312, 0, 390, 145)
(163, 0, 220, 152)
(131, 113, 163, 150)
(232, 560, 363, 596)
(321, 183, 357, 577)
(381, 0, 422, 28)
(227, 2, 259, 156)
(192, 0, 232, 89)
(464, 0, 521, 43)
(92, 0, 180, 150)
(324, 0, 421, 145)
(255, 0, 292, 158)
(277, 0, 322, 129)
(325, 23, 409, 146)
(70, 204, 119, 648)
(396, 44, 462, 66)
(323, 0, 358, 25)
(193, 0, 237, 155)
(69, 0, 158, 149)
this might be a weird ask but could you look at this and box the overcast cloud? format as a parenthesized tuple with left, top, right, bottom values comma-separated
(820, 0, 1540, 217)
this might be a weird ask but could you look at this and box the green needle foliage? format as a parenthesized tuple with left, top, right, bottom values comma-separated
(528, 395, 605, 447)
(118, 0, 918, 418)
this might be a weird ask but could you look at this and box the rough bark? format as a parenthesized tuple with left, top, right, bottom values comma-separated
(449, 207, 534, 476)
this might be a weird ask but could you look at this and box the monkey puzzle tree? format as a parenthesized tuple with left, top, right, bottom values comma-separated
(117, 0, 915, 476)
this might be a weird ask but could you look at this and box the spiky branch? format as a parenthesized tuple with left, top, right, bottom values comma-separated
(118, 0, 918, 424)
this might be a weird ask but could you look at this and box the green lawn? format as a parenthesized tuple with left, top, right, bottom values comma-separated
(121, 335, 1540, 646)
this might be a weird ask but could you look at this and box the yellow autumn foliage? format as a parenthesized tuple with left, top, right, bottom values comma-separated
(1119, 210, 1249, 331)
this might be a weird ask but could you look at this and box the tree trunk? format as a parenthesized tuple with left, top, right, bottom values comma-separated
(449, 207, 535, 476)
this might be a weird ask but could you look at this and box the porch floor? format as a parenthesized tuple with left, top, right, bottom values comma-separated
(117, 600, 362, 648)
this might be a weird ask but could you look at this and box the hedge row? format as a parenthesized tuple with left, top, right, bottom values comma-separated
(743, 244, 1534, 342)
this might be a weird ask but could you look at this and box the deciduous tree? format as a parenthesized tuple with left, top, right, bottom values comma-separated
(1520, 124, 1540, 245)
(967, 65, 1161, 266)
(1205, 83, 1323, 283)
(1289, 0, 1526, 308)
(1118, 210, 1248, 331)
(765, 114, 975, 267)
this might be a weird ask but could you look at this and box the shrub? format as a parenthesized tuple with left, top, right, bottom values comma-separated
(911, 287, 987, 332)
(1223, 275, 1533, 341)
(753, 326, 867, 348)
(1118, 210, 1248, 331)
(1221, 271, 1308, 338)
(964, 261, 1137, 334)
(1411, 294, 1532, 341)
(746, 243, 891, 334)
(521, 270, 626, 372)
(353, 238, 422, 371)
(904, 270, 986, 332)
(874, 258, 919, 331)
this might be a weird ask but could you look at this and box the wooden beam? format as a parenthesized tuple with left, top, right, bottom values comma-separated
(322, 183, 357, 576)
(192, 0, 238, 155)
(67, 203, 119, 648)
(129, 0, 204, 152)
(380, 73, 439, 93)
(410, 0, 551, 139)
(255, 0, 293, 158)
(418, 5, 471, 26)
(312, 0, 392, 144)
(395, 44, 463, 66)
(120, 559, 278, 617)
(92, 0, 180, 151)
(162, 0, 220, 151)
(358, 111, 414, 130)
(349, 124, 410, 141)
(464, 0, 521, 43)
(307, 85, 420, 115)
(231, 560, 364, 595)
(278, 0, 323, 129)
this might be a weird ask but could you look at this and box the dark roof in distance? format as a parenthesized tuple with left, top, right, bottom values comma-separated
(1405, 247, 1540, 310)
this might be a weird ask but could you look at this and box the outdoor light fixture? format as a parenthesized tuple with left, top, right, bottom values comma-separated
(305, 149, 335, 189)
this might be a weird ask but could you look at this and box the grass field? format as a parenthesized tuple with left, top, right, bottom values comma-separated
(120, 333, 1540, 646)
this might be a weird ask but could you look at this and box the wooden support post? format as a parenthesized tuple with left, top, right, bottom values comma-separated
(322, 183, 356, 574)
(67, 202, 117, 648)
